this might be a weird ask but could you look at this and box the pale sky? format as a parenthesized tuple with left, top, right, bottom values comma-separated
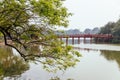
(62, 0, 120, 31)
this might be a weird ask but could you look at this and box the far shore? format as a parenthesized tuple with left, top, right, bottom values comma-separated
(0, 40, 13, 46)
(0, 42, 4, 45)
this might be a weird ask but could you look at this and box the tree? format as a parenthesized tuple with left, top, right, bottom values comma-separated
(99, 19, 120, 43)
(0, 0, 81, 71)
(99, 22, 115, 34)
(112, 19, 120, 36)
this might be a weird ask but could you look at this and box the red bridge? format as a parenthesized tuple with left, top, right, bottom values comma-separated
(58, 34, 113, 44)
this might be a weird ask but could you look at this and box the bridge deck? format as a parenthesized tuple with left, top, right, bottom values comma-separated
(58, 34, 113, 38)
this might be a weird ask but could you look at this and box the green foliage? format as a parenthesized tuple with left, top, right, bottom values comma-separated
(99, 22, 115, 34)
(99, 19, 120, 43)
(0, 46, 29, 78)
(30, 0, 71, 27)
(112, 19, 120, 36)
(0, 0, 81, 72)
(0, 32, 3, 36)
(35, 41, 81, 72)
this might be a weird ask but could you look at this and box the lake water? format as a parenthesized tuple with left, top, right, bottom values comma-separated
(1, 39, 120, 80)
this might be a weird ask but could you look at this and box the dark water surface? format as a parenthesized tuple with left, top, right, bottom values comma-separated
(1, 39, 120, 80)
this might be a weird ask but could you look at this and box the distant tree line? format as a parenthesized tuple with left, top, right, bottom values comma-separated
(99, 19, 120, 43)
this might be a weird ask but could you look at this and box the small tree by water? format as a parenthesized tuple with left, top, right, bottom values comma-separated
(0, 0, 81, 71)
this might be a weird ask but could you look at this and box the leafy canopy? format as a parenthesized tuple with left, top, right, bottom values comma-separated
(99, 19, 120, 43)
(0, 0, 81, 71)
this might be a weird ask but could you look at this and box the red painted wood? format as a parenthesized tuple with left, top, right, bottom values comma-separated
(58, 34, 113, 39)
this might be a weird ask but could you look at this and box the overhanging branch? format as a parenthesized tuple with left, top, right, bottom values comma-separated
(0, 30, 26, 60)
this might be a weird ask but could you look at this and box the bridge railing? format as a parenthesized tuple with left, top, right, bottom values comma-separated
(58, 34, 113, 38)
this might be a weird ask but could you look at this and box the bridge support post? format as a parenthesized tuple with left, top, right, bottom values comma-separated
(84, 37, 86, 43)
(60, 38, 62, 41)
(90, 37, 92, 43)
(78, 37, 80, 44)
(72, 37, 74, 44)
(97, 38, 99, 43)
(66, 38, 68, 45)
(103, 38, 106, 43)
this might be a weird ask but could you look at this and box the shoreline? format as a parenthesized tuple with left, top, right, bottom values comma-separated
(0, 40, 13, 46)
(0, 42, 4, 46)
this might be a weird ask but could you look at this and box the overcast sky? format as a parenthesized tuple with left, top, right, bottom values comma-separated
(62, 0, 120, 31)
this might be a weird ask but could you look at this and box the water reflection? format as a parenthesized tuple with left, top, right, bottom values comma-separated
(72, 46, 120, 80)
(75, 46, 120, 68)
(101, 50, 120, 68)
(1, 41, 120, 80)
(0, 46, 29, 80)
(50, 76, 74, 80)
(74, 47, 99, 52)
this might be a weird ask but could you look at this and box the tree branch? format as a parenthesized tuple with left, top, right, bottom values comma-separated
(0, 30, 27, 61)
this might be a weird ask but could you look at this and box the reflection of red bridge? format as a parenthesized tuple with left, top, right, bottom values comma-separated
(58, 34, 113, 44)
